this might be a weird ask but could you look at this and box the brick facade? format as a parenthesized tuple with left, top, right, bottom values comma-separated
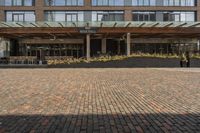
(197, 0, 200, 21)
(0, 0, 199, 21)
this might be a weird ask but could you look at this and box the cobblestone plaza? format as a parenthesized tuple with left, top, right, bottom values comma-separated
(0, 68, 199, 132)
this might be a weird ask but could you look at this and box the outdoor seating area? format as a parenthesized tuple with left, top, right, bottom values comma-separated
(0, 57, 9, 64)
(5, 56, 78, 65)
(0, 56, 78, 65)
(9, 56, 37, 65)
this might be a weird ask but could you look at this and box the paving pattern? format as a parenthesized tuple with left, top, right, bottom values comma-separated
(0, 68, 199, 133)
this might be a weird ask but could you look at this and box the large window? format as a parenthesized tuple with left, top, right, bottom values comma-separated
(45, 11, 84, 21)
(133, 12, 156, 21)
(6, 11, 35, 22)
(92, 11, 124, 21)
(163, 11, 195, 21)
(13, 0, 22, 6)
(45, 0, 84, 6)
(24, 0, 34, 6)
(132, 0, 196, 6)
(1, 0, 35, 6)
(133, 11, 196, 22)
(92, 0, 196, 6)
(45, 11, 124, 22)
(92, 0, 124, 6)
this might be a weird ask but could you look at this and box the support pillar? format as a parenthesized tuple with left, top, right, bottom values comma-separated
(101, 38, 106, 54)
(117, 40, 121, 55)
(197, 40, 200, 52)
(86, 34, 90, 59)
(126, 33, 131, 56)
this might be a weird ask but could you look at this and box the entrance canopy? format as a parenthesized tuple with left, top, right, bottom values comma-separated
(1, 21, 200, 28)
(1, 21, 200, 39)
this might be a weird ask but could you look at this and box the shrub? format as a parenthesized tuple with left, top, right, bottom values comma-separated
(47, 53, 200, 65)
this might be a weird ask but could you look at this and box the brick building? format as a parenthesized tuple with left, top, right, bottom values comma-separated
(0, 0, 200, 62)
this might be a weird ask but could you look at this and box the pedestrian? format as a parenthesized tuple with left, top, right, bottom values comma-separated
(180, 52, 187, 67)
(186, 51, 190, 67)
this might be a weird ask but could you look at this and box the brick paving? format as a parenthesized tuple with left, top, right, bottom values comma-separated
(0, 68, 199, 133)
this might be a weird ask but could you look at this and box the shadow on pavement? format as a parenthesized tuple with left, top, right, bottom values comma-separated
(49, 57, 200, 68)
(0, 113, 199, 132)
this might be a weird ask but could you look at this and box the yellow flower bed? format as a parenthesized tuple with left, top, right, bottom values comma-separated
(47, 53, 199, 65)
(129, 53, 179, 58)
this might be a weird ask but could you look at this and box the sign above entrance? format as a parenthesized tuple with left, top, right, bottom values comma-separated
(79, 27, 98, 34)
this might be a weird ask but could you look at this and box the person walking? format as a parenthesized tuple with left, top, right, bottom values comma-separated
(180, 52, 187, 67)
(186, 51, 190, 67)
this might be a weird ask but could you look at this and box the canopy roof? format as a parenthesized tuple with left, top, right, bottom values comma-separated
(1, 21, 200, 39)
(1, 21, 200, 28)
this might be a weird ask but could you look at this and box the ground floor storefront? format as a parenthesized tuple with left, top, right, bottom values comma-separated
(0, 21, 200, 64)
(1, 38, 199, 64)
